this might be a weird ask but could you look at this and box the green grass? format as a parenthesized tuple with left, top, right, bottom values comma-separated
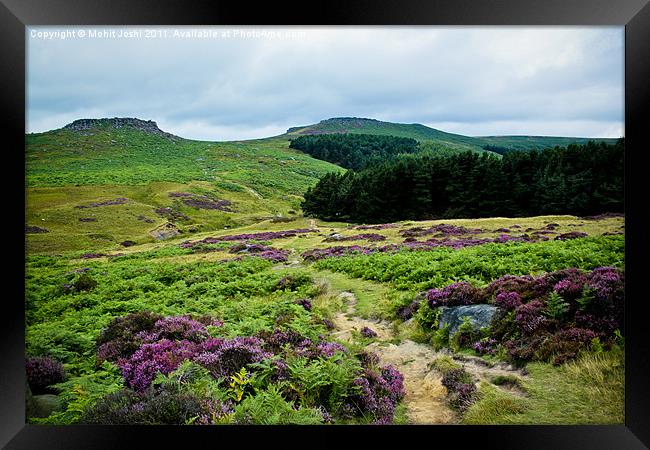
(462, 348, 624, 424)
(26, 125, 345, 253)
(313, 234, 624, 291)
(306, 269, 402, 320)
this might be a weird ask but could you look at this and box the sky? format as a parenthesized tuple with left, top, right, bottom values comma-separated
(27, 26, 624, 141)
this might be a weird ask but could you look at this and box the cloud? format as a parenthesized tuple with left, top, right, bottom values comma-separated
(27, 26, 623, 139)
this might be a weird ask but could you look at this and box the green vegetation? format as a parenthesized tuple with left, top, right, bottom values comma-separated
(313, 235, 624, 290)
(289, 133, 420, 171)
(303, 140, 624, 223)
(463, 347, 624, 424)
(24, 117, 625, 426)
(286, 117, 616, 153)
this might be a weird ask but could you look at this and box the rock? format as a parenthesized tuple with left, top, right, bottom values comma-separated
(438, 304, 499, 335)
(30, 394, 63, 418)
(26, 225, 49, 233)
(149, 222, 181, 240)
(63, 117, 178, 140)
(25, 381, 37, 419)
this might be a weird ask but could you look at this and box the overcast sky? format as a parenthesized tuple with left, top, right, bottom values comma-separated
(27, 26, 624, 140)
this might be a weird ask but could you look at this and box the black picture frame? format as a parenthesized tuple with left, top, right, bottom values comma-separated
(2, 1, 649, 448)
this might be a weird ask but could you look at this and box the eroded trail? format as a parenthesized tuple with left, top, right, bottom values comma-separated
(330, 291, 456, 424)
(329, 290, 528, 424)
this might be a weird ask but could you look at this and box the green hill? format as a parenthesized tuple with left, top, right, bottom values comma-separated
(285, 117, 619, 154)
(479, 135, 619, 152)
(25, 118, 343, 253)
(286, 117, 489, 154)
(25, 116, 619, 254)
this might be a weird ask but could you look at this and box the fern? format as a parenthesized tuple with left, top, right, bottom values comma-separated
(233, 385, 323, 424)
(546, 291, 570, 320)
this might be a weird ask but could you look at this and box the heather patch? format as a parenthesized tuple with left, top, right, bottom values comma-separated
(136, 215, 155, 223)
(75, 198, 128, 208)
(182, 197, 231, 210)
(226, 243, 290, 263)
(154, 206, 189, 222)
(95, 311, 405, 424)
(26, 356, 66, 395)
(181, 228, 317, 250)
(399, 224, 483, 238)
(417, 266, 623, 365)
(26, 225, 49, 233)
(80, 253, 106, 259)
(354, 224, 397, 230)
(325, 233, 387, 242)
(555, 232, 589, 240)
(303, 232, 588, 262)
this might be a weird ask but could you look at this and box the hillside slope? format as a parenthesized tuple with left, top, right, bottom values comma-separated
(285, 117, 618, 153)
(26, 118, 343, 253)
(25, 116, 619, 254)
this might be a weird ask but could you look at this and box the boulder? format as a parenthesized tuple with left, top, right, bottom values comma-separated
(438, 304, 499, 335)
(30, 394, 63, 418)
(149, 222, 181, 240)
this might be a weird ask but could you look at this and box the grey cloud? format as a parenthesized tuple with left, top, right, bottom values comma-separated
(27, 26, 623, 139)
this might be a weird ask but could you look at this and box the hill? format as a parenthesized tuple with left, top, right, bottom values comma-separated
(25, 118, 343, 253)
(285, 117, 619, 153)
(286, 117, 489, 154)
(26, 116, 619, 254)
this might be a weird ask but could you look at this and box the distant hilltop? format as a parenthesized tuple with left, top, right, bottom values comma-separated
(287, 117, 381, 134)
(63, 117, 178, 140)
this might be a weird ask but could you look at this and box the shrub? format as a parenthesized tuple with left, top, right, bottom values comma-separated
(514, 300, 547, 335)
(451, 316, 480, 351)
(473, 338, 498, 356)
(493, 291, 522, 310)
(344, 364, 405, 424)
(294, 298, 312, 311)
(274, 274, 312, 292)
(545, 292, 570, 322)
(360, 327, 378, 338)
(426, 282, 485, 308)
(193, 337, 272, 380)
(395, 298, 421, 321)
(118, 339, 198, 392)
(441, 368, 477, 412)
(150, 316, 210, 343)
(73, 273, 97, 292)
(431, 325, 450, 351)
(96, 311, 165, 362)
(535, 328, 598, 365)
(232, 386, 323, 425)
(26, 356, 66, 394)
(80, 385, 231, 425)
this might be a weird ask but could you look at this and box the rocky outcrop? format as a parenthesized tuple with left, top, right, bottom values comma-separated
(149, 222, 181, 240)
(63, 118, 178, 140)
(438, 304, 499, 335)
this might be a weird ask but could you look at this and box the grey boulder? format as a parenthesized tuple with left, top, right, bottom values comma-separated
(438, 304, 499, 335)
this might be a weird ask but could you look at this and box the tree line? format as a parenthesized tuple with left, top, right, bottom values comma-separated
(289, 133, 419, 171)
(301, 139, 624, 223)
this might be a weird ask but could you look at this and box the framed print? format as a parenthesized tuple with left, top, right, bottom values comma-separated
(2, 0, 649, 448)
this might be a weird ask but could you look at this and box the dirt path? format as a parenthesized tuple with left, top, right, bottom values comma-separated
(328, 291, 527, 424)
(330, 291, 456, 424)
